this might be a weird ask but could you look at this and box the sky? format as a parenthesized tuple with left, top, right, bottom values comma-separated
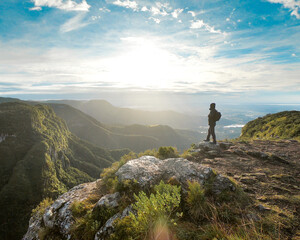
(0, 0, 300, 109)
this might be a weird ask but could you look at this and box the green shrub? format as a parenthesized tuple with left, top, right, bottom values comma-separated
(157, 146, 179, 159)
(186, 181, 207, 221)
(70, 197, 117, 240)
(109, 181, 182, 240)
(70, 211, 101, 240)
(31, 197, 54, 217)
(100, 151, 137, 193)
(115, 179, 141, 199)
(138, 148, 157, 157)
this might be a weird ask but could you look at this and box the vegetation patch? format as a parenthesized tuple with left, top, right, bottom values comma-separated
(31, 197, 54, 217)
(109, 181, 182, 240)
(240, 111, 300, 140)
(70, 194, 118, 240)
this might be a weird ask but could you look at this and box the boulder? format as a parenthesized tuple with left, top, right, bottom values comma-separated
(94, 206, 133, 240)
(212, 174, 236, 194)
(198, 141, 221, 151)
(23, 181, 98, 240)
(93, 192, 121, 210)
(219, 142, 233, 150)
(116, 156, 235, 194)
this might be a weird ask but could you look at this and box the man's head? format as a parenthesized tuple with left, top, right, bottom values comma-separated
(209, 103, 216, 110)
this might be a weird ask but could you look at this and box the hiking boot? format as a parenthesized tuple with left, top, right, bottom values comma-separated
(203, 139, 210, 142)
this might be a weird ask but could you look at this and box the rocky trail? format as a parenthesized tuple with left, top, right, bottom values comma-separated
(191, 140, 300, 238)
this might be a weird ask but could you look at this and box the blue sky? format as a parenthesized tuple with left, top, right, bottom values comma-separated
(0, 0, 299, 107)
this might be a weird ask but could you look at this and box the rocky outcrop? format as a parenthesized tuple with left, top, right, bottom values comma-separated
(116, 156, 235, 193)
(23, 181, 98, 240)
(94, 206, 133, 240)
(23, 156, 237, 240)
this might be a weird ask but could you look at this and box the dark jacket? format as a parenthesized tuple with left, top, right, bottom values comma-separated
(208, 109, 218, 126)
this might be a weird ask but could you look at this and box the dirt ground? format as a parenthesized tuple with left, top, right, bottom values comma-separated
(190, 140, 300, 239)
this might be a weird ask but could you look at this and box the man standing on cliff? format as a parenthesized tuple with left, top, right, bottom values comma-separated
(204, 103, 221, 144)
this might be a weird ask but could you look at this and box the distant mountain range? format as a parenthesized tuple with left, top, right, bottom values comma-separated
(45, 99, 235, 128)
(0, 102, 129, 240)
(48, 103, 199, 151)
(0, 97, 202, 151)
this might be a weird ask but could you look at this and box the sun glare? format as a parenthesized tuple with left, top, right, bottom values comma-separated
(106, 38, 178, 89)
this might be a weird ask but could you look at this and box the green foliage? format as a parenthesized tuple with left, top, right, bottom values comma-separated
(138, 146, 179, 159)
(137, 148, 157, 157)
(71, 213, 101, 240)
(180, 144, 199, 159)
(240, 111, 300, 140)
(31, 198, 54, 217)
(109, 181, 182, 240)
(157, 146, 179, 159)
(0, 102, 120, 240)
(70, 195, 118, 240)
(100, 151, 137, 193)
(186, 181, 207, 221)
(115, 179, 141, 197)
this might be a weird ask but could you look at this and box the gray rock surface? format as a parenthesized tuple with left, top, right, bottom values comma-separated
(116, 156, 236, 195)
(94, 206, 133, 240)
(23, 181, 98, 240)
(116, 156, 216, 190)
(198, 141, 221, 151)
(94, 192, 121, 210)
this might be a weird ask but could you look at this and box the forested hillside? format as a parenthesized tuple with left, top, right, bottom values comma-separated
(0, 102, 128, 239)
(49, 103, 198, 151)
(240, 111, 300, 140)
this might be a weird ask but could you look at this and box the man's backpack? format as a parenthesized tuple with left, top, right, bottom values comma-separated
(215, 111, 222, 121)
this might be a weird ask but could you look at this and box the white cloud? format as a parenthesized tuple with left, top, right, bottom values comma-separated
(171, 8, 183, 18)
(291, 7, 300, 18)
(31, 0, 90, 11)
(112, 0, 138, 11)
(149, 17, 160, 24)
(99, 7, 111, 13)
(150, 6, 168, 16)
(141, 6, 148, 12)
(29, 6, 42, 11)
(292, 53, 296, 57)
(1, 40, 300, 96)
(155, 2, 171, 11)
(60, 13, 90, 32)
(266, 0, 300, 18)
(190, 20, 224, 34)
(188, 11, 196, 17)
(149, 2, 171, 16)
(91, 16, 101, 21)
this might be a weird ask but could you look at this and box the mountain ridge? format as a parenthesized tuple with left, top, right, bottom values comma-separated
(48, 103, 198, 151)
(0, 102, 129, 240)
(240, 110, 300, 140)
(44, 99, 235, 128)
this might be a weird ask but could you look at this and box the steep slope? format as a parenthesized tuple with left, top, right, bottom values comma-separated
(0, 102, 128, 240)
(49, 103, 198, 151)
(46, 99, 235, 128)
(23, 140, 300, 240)
(240, 111, 300, 140)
